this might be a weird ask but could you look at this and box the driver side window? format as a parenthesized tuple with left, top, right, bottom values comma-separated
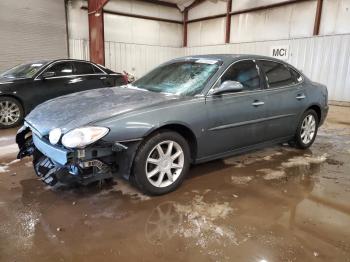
(219, 60, 261, 92)
(48, 62, 73, 77)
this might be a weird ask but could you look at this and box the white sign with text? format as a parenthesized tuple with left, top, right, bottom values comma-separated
(270, 45, 289, 60)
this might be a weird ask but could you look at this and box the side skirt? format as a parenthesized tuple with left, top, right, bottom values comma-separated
(194, 136, 294, 164)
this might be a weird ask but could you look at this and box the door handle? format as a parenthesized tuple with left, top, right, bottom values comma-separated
(296, 94, 306, 100)
(252, 101, 265, 107)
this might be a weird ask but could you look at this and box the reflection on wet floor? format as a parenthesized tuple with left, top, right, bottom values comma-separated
(0, 123, 350, 261)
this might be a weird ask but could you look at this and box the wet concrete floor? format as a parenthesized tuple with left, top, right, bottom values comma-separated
(0, 105, 350, 262)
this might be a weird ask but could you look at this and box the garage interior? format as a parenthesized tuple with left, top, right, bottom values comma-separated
(0, 0, 350, 261)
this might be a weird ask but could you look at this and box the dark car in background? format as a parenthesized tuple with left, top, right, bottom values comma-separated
(0, 59, 126, 128)
(17, 54, 328, 195)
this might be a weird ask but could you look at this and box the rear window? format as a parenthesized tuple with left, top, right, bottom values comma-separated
(259, 60, 297, 88)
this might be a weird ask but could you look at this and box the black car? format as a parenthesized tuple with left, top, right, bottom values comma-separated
(0, 59, 126, 128)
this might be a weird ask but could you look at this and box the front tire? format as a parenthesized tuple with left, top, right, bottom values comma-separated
(0, 97, 24, 128)
(132, 130, 190, 195)
(292, 109, 319, 149)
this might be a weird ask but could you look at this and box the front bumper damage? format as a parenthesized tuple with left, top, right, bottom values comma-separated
(16, 126, 141, 187)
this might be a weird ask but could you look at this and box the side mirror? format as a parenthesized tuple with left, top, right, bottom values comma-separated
(211, 80, 243, 95)
(41, 71, 55, 79)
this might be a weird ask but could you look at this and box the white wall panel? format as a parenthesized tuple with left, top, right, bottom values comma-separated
(69, 39, 90, 60)
(185, 34, 350, 102)
(320, 0, 350, 35)
(104, 0, 182, 21)
(230, 1, 317, 43)
(104, 13, 182, 47)
(231, 0, 287, 12)
(188, 0, 226, 20)
(188, 18, 226, 46)
(67, 0, 89, 40)
(105, 42, 183, 78)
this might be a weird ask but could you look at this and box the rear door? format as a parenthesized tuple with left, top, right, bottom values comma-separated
(203, 59, 268, 157)
(257, 60, 307, 141)
(72, 61, 106, 91)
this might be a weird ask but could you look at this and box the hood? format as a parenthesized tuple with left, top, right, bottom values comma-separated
(0, 76, 31, 85)
(25, 87, 179, 135)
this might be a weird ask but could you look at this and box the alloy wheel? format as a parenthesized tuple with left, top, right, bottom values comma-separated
(0, 100, 21, 126)
(300, 114, 316, 144)
(145, 140, 184, 188)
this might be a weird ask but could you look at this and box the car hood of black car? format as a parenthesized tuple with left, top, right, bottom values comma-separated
(0, 77, 31, 86)
(25, 86, 179, 135)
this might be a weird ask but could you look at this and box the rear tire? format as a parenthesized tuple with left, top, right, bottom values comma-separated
(131, 130, 190, 195)
(0, 97, 24, 128)
(291, 109, 319, 149)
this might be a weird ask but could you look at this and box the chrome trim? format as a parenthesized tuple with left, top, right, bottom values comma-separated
(252, 101, 265, 106)
(34, 73, 107, 81)
(296, 94, 306, 100)
(115, 138, 143, 143)
(205, 58, 305, 98)
(208, 113, 296, 131)
(34, 60, 107, 80)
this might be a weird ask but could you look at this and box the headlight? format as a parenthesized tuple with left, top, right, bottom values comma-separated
(61, 127, 109, 149)
(49, 128, 62, 145)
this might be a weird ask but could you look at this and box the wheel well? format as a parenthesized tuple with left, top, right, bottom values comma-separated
(308, 105, 321, 122)
(0, 95, 25, 114)
(151, 124, 198, 162)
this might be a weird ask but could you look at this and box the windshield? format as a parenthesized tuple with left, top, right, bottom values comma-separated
(132, 60, 221, 96)
(1, 61, 48, 79)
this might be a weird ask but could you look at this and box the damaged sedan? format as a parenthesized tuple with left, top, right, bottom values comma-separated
(16, 55, 328, 195)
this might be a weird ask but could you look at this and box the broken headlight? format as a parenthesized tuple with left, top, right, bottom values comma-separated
(62, 127, 109, 149)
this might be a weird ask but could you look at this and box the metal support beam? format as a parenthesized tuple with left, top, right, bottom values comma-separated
(183, 9, 188, 47)
(313, 0, 323, 35)
(88, 0, 109, 65)
(225, 0, 232, 43)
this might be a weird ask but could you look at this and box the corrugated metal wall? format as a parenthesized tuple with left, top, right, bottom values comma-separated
(69, 39, 183, 77)
(104, 41, 183, 77)
(185, 34, 350, 102)
(0, 0, 68, 72)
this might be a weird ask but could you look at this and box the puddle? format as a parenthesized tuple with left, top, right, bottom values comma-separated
(257, 169, 286, 180)
(231, 175, 253, 185)
(281, 154, 327, 168)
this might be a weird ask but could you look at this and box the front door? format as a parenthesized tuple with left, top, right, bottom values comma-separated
(202, 59, 268, 158)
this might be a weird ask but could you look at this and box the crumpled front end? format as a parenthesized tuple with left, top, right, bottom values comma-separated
(16, 123, 140, 187)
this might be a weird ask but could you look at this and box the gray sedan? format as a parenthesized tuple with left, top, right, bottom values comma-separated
(16, 54, 328, 195)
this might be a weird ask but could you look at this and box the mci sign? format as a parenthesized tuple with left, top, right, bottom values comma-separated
(270, 45, 289, 60)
